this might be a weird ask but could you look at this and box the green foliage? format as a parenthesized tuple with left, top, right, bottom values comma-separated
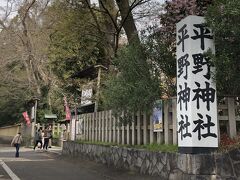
(133, 143, 178, 152)
(48, 1, 106, 94)
(76, 140, 178, 152)
(143, 30, 176, 96)
(140, 0, 212, 96)
(206, 0, 240, 95)
(0, 86, 28, 126)
(103, 43, 162, 116)
(0, 101, 24, 126)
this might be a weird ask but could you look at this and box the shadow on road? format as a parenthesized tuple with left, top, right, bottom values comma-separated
(0, 144, 160, 180)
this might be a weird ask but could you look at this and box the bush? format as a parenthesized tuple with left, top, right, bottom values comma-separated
(51, 137, 60, 146)
(103, 43, 162, 120)
(219, 133, 240, 152)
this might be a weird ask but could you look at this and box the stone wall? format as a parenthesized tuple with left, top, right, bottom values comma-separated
(62, 141, 240, 180)
(0, 124, 21, 144)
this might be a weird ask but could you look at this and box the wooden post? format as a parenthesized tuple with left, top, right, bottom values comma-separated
(150, 115, 154, 144)
(91, 113, 95, 141)
(137, 111, 141, 145)
(89, 113, 92, 141)
(117, 116, 121, 144)
(121, 124, 125, 145)
(109, 110, 112, 143)
(94, 112, 97, 141)
(87, 114, 90, 141)
(98, 112, 101, 141)
(90, 113, 93, 141)
(126, 113, 130, 145)
(94, 65, 107, 112)
(113, 114, 116, 143)
(121, 112, 125, 145)
(84, 115, 86, 140)
(57, 123, 60, 137)
(132, 114, 136, 145)
(157, 132, 162, 144)
(172, 98, 177, 145)
(164, 100, 169, 144)
(143, 112, 148, 145)
(86, 114, 89, 140)
(95, 67, 101, 112)
(83, 114, 86, 140)
(228, 97, 237, 138)
(218, 118, 221, 144)
(105, 111, 108, 142)
(101, 111, 105, 142)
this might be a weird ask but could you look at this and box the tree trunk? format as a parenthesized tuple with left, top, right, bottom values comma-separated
(20, 2, 42, 96)
(116, 0, 140, 45)
(98, 0, 117, 65)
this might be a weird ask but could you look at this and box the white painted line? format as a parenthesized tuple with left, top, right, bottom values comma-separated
(0, 159, 20, 180)
(2, 158, 55, 162)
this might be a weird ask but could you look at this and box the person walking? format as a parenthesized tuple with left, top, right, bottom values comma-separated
(43, 126, 51, 150)
(11, 132, 23, 158)
(48, 125, 53, 148)
(33, 128, 43, 150)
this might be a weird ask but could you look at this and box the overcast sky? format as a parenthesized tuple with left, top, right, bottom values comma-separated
(0, 0, 17, 18)
(0, 0, 165, 30)
(0, 0, 5, 6)
(0, 0, 166, 12)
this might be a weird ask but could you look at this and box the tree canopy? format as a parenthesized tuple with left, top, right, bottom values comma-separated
(205, 0, 240, 96)
(0, 0, 240, 126)
(0, 0, 160, 125)
(103, 42, 162, 116)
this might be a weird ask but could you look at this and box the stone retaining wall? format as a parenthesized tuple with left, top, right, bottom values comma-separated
(62, 141, 240, 180)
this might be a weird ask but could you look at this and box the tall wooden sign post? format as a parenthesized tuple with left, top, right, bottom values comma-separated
(176, 16, 218, 153)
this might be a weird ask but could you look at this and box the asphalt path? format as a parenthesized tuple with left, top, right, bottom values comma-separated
(0, 145, 160, 180)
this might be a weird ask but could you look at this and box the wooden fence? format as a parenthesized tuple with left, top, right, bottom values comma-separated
(78, 96, 240, 145)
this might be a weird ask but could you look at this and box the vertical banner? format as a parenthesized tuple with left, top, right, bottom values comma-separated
(22, 111, 31, 126)
(152, 100, 163, 132)
(64, 96, 71, 121)
(176, 16, 218, 153)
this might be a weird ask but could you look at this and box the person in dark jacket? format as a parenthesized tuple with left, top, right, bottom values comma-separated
(33, 128, 43, 150)
(43, 126, 51, 150)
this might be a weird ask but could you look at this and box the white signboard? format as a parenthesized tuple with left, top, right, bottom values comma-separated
(81, 88, 93, 106)
(176, 16, 218, 152)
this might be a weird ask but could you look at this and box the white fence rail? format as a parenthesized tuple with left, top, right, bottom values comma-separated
(77, 97, 240, 145)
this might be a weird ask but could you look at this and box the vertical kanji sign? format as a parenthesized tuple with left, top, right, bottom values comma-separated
(176, 16, 218, 153)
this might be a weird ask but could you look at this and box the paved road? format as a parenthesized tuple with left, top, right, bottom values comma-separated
(0, 145, 159, 180)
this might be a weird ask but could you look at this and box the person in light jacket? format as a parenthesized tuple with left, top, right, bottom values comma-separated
(43, 126, 51, 150)
(11, 132, 23, 157)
